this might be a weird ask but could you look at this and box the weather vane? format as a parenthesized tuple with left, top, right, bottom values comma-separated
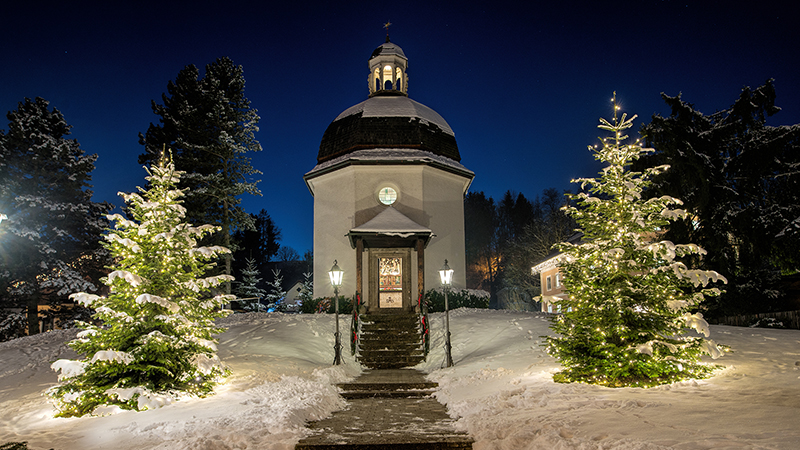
(384, 21, 392, 41)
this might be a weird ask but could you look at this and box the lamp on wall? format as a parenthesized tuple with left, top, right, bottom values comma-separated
(439, 259, 454, 367)
(329, 260, 344, 365)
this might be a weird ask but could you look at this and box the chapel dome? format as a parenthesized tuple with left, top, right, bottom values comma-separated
(317, 95, 460, 164)
(316, 39, 460, 164)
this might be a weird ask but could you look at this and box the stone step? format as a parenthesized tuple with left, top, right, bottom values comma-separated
(338, 381, 438, 391)
(361, 313, 419, 323)
(359, 357, 426, 370)
(339, 389, 436, 399)
(360, 323, 420, 332)
(360, 341, 418, 349)
(359, 348, 424, 358)
(359, 334, 421, 345)
(295, 438, 474, 449)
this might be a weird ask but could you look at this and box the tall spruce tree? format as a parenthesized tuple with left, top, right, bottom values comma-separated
(638, 80, 800, 315)
(139, 57, 262, 290)
(546, 95, 727, 387)
(0, 97, 110, 336)
(49, 155, 233, 417)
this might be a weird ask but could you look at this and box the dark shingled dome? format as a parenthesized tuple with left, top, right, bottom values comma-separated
(317, 94, 460, 164)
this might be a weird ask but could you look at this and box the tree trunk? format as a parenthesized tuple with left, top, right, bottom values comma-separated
(223, 197, 231, 295)
(27, 295, 39, 335)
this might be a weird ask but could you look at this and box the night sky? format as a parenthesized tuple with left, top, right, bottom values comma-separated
(2, 1, 798, 255)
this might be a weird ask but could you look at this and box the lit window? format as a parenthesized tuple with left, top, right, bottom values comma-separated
(378, 187, 397, 205)
(555, 274, 561, 288)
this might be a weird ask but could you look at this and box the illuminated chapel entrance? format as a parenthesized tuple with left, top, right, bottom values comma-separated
(347, 206, 433, 313)
(371, 249, 412, 310)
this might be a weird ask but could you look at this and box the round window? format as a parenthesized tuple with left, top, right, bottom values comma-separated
(378, 187, 397, 205)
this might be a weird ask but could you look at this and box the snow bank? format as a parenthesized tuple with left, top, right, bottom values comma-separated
(421, 309, 800, 450)
(0, 313, 360, 450)
(2, 309, 800, 449)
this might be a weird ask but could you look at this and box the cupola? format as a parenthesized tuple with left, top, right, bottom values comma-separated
(368, 36, 408, 96)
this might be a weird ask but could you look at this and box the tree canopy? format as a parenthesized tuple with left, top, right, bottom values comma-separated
(638, 80, 800, 315)
(0, 97, 110, 337)
(139, 57, 262, 287)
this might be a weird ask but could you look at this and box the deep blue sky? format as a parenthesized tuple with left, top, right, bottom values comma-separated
(3, 1, 798, 256)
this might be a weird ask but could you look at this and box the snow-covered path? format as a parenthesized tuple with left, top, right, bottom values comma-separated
(1, 309, 799, 449)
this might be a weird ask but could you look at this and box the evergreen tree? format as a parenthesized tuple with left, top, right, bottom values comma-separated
(139, 57, 262, 289)
(48, 156, 233, 417)
(235, 258, 265, 311)
(0, 97, 110, 336)
(546, 94, 727, 387)
(232, 209, 281, 267)
(264, 269, 286, 311)
(298, 271, 313, 309)
(464, 191, 500, 293)
(638, 80, 800, 315)
(505, 188, 575, 296)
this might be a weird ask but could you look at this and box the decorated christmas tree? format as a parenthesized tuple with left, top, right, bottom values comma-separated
(48, 155, 234, 417)
(235, 258, 266, 311)
(546, 94, 727, 387)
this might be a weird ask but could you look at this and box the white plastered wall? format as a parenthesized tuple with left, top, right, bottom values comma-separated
(308, 162, 470, 301)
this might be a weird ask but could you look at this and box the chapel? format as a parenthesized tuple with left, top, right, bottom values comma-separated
(304, 36, 474, 312)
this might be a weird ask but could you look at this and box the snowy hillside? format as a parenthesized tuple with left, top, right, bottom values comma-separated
(1, 309, 799, 449)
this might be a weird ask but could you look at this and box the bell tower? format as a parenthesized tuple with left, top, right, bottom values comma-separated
(368, 33, 409, 96)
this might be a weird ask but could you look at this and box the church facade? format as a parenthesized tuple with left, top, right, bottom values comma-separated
(304, 38, 474, 312)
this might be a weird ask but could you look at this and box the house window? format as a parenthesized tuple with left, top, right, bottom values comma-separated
(555, 274, 561, 289)
(546, 276, 552, 291)
(547, 303, 553, 313)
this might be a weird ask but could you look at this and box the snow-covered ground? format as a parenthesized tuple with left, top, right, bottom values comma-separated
(1, 309, 799, 449)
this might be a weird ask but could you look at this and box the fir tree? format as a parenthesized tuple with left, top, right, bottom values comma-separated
(48, 155, 233, 417)
(264, 269, 286, 312)
(139, 57, 262, 290)
(638, 80, 800, 314)
(235, 258, 265, 311)
(298, 271, 313, 309)
(546, 94, 727, 387)
(0, 97, 110, 336)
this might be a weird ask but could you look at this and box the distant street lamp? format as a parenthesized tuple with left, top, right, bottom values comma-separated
(329, 260, 344, 365)
(439, 259, 454, 367)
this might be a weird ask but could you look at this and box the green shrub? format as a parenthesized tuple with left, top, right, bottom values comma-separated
(299, 296, 354, 314)
(424, 289, 490, 313)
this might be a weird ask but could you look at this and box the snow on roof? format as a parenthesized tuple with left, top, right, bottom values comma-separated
(305, 148, 474, 179)
(334, 96, 454, 136)
(349, 206, 432, 236)
(370, 42, 407, 59)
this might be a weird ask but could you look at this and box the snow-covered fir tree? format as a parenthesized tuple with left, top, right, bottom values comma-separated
(139, 57, 263, 290)
(546, 94, 727, 387)
(264, 269, 286, 312)
(0, 97, 111, 336)
(235, 258, 266, 311)
(298, 272, 313, 309)
(48, 155, 233, 417)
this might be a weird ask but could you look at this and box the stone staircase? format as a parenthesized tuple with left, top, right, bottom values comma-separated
(357, 313, 426, 369)
(295, 369, 473, 449)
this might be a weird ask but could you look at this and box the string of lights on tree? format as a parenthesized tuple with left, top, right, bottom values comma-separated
(48, 153, 234, 417)
(545, 94, 728, 388)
